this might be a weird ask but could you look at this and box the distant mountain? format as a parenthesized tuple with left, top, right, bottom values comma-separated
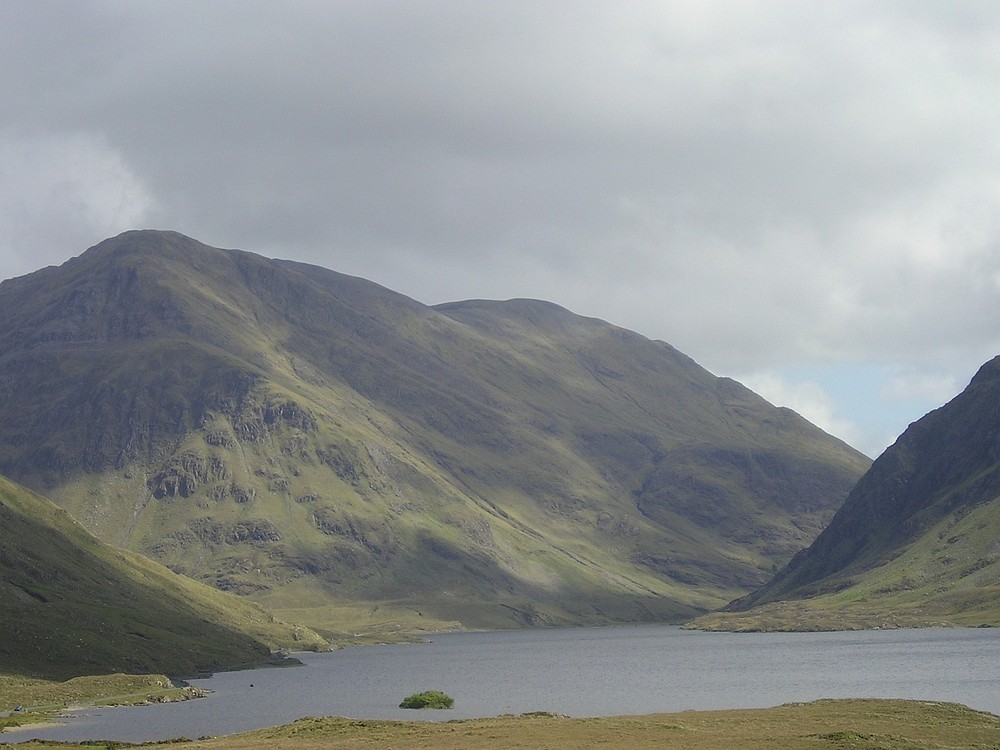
(0, 230, 870, 633)
(0, 474, 325, 680)
(696, 356, 1000, 630)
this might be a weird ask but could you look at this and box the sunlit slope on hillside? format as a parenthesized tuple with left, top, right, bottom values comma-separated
(0, 475, 325, 679)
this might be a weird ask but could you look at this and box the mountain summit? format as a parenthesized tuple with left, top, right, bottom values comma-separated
(0, 230, 869, 633)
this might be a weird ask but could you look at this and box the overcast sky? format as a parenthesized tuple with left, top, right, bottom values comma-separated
(3, 1, 999, 458)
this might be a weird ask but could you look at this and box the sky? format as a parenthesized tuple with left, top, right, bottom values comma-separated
(2, 1, 1000, 459)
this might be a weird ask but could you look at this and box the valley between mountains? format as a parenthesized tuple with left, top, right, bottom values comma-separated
(0, 230, 869, 643)
(695, 353, 1000, 631)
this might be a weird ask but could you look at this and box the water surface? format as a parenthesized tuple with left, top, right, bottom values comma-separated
(8, 625, 999, 743)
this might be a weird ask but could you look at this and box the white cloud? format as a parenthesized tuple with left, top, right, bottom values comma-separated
(880, 372, 961, 405)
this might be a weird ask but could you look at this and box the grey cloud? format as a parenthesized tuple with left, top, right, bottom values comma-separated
(2, 0, 1000, 452)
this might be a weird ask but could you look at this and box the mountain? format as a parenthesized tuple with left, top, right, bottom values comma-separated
(0, 473, 326, 680)
(0, 230, 870, 634)
(695, 356, 1000, 630)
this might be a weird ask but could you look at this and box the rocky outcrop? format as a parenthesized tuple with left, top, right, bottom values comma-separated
(151, 453, 231, 499)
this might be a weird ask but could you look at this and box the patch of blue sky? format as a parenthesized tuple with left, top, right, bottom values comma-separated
(739, 363, 963, 460)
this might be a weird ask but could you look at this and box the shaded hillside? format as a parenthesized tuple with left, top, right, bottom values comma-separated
(0, 230, 870, 632)
(0, 474, 326, 680)
(697, 356, 1000, 630)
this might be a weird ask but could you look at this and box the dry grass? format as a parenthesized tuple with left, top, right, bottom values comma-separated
(8, 699, 998, 750)
(194, 700, 1000, 750)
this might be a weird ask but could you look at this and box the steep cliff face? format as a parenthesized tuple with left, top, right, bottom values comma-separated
(711, 356, 1000, 629)
(0, 230, 870, 633)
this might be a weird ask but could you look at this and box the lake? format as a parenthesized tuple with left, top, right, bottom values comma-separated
(6, 625, 1000, 743)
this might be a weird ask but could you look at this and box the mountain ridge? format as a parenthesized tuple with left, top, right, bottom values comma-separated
(0, 230, 870, 634)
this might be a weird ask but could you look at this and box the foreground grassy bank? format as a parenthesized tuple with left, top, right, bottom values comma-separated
(4, 699, 1000, 749)
(0, 673, 208, 732)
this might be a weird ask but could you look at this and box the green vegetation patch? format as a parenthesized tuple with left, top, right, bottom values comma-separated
(398, 690, 454, 709)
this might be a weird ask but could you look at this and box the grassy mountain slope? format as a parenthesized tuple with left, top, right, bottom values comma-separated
(0, 474, 326, 680)
(0, 230, 870, 633)
(695, 356, 1000, 630)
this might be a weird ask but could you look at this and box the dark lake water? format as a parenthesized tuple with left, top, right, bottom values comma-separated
(7, 625, 1000, 743)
